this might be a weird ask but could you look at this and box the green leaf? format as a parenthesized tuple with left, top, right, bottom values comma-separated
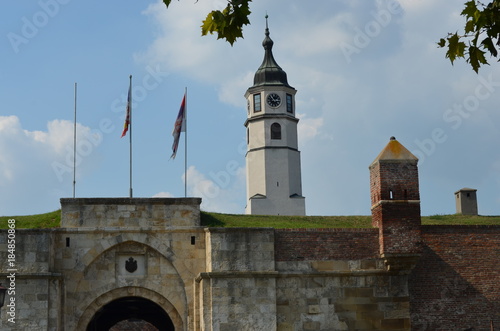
(200, 0, 251, 45)
(441, 1, 500, 72)
(481, 36, 498, 57)
(461, 1, 478, 18)
(163, 0, 172, 8)
(468, 45, 489, 73)
(473, 9, 482, 23)
(465, 19, 476, 34)
(446, 33, 466, 64)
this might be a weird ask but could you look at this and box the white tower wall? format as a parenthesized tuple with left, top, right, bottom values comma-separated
(244, 22, 305, 215)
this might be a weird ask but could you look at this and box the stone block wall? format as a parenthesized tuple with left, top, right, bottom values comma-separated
(275, 272, 412, 331)
(61, 198, 201, 228)
(205, 227, 275, 272)
(0, 230, 61, 330)
(0, 277, 61, 331)
(197, 228, 277, 330)
(56, 225, 208, 330)
(274, 235, 413, 331)
(198, 227, 417, 331)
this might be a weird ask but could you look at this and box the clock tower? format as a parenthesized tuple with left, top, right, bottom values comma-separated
(244, 18, 306, 215)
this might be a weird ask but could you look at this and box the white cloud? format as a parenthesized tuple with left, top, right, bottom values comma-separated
(0, 116, 98, 215)
(153, 191, 174, 198)
(219, 71, 254, 107)
(297, 114, 324, 144)
(183, 165, 245, 213)
(137, 0, 237, 84)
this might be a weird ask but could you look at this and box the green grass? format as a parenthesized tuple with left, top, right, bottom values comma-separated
(0, 210, 498, 229)
(201, 212, 500, 228)
(200, 212, 373, 228)
(0, 210, 61, 229)
(422, 214, 500, 226)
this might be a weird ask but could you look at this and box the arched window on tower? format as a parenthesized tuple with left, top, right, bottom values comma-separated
(271, 123, 281, 140)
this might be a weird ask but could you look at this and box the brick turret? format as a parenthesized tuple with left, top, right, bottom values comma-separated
(369, 137, 422, 270)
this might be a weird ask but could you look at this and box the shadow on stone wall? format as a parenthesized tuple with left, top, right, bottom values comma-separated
(409, 226, 500, 331)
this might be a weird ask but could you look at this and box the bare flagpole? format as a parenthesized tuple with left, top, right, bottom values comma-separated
(73, 82, 77, 198)
(129, 75, 133, 198)
(184, 87, 187, 198)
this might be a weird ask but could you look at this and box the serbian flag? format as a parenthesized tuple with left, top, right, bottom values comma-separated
(121, 80, 132, 138)
(171, 93, 186, 159)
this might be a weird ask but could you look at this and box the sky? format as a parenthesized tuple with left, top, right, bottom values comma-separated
(1, 0, 499, 217)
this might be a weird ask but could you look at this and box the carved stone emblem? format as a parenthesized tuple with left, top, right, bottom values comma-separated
(125, 257, 138, 273)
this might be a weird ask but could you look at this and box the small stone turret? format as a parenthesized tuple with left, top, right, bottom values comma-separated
(455, 188, 478, 215)
(369, 137, 422, 270)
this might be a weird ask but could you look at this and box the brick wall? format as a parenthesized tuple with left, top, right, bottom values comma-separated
(409, 225, 500, 331)
(372, 203, 422, 255)
(370, 159, 421, 255)
(274, 228, 379, 261)
(370, 161, 420, 203)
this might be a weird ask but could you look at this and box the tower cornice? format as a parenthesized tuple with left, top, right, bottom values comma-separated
(244, 113, 299, 127)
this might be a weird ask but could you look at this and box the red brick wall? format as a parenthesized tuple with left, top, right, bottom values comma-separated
(372, 203, 422, 254)
(274, 228, 379, 261)
(409, 225, 500, 331)
(370, 160, 421, 255)
(369, 161, 420, 206)
(274, 225, 499, 330)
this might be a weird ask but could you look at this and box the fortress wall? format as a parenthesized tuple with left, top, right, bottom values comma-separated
(274, 228, 380, 261)
(409, 225, 500, 330)
(275, 272, 412, 331)
(0, 230, 61, 331)
(198, 228, 277, 330)
(205, 227, 275, 272)
(272, 229, 413, 330)
(1, 201, 499, 331)
(60, 198, 201, 228)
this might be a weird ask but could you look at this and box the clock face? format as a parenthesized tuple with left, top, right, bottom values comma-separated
(266, 93, 281, 108)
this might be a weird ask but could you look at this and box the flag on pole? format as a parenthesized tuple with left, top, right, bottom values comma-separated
(171, 93, 186, 159)
(121, 81, 132, 138)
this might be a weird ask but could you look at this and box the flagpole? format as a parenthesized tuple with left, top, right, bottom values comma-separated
(184, 87, 187, 198)
(129, 75, 133, 198)
(73, 82, 77, 198)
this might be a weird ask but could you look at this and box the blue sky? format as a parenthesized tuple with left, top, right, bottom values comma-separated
(1, 0, 499, 216)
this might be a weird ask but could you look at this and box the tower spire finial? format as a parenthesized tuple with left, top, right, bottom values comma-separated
(265, 13, 269, 36)
(251, 13, 291, 87)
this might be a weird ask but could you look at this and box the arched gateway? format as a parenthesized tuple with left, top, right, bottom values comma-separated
(86, 296, 174, 330)
(61, 198, 203, 331)
(77, 287, 184, 331)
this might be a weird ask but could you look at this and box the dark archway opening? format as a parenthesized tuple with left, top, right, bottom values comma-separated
(86, 296, 175, 331)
